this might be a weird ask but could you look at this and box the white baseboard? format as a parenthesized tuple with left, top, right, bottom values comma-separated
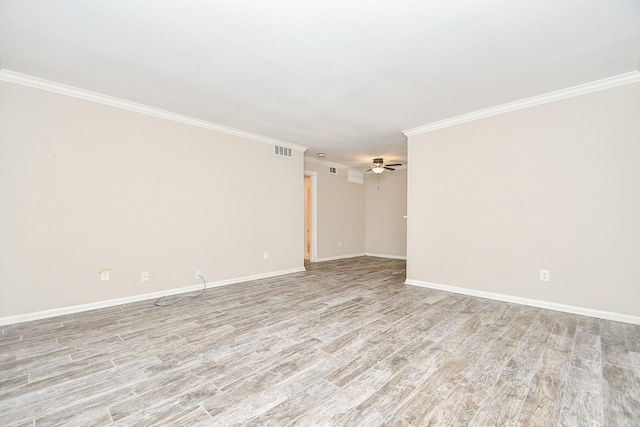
(365, 253, 407, 260)
(0, 267, 305, 326)
(315, 253, 366, 262)
(405, 278, 640, 326)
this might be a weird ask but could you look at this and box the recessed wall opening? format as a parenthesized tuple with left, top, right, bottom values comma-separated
(303, 171, 317, 263)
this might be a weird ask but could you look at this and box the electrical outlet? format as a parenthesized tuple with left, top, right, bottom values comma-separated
(195, 270, 202, 280)
(100, 268, 110, 281)
(540, 270, 550, 282)
(141, 272, 149, 282)
(263, 252, 269, 260)
(338, 241, 342, 247)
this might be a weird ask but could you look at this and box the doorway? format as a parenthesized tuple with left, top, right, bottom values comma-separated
(304, 171, 317, 262)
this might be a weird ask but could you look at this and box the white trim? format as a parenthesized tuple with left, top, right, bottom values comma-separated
(304, 156, 351, 170)
(315, 253, 366, 262)
(405, 278, 640, 326)
(0, 69, 307, 153)
(365, 253, 407, 260)
(304, 171, 318, 263)
(0, 267, 305, 326)
(403, 71, 640, 136)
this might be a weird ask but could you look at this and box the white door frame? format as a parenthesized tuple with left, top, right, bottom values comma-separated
(304, 171, 318, 262)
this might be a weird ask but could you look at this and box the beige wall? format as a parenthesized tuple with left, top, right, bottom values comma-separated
(0, 81, 304, 318)
(365, 169, 407, 258)
(303, 160, 365, 260)
(407, 82, 640, 318)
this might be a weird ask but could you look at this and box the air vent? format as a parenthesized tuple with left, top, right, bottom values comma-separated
(274, 145, 293, 158)
(348, 169, 364, 184)
(329, 167, 338, 175)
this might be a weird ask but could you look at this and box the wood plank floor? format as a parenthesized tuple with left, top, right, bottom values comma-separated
(1, 256, 639, 426)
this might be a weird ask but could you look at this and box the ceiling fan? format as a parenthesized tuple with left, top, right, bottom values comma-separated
(365, 158, 402, 174)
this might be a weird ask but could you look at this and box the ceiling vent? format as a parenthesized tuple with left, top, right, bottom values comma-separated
(274, 145, 293, 158)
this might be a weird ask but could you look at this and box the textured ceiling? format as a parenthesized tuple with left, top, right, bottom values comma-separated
(1, 0, 639, 167)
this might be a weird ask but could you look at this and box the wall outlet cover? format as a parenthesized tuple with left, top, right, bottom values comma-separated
(540, 270, 550, 282)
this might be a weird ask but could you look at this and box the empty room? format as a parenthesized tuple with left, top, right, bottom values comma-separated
(1, 1, 639, 426)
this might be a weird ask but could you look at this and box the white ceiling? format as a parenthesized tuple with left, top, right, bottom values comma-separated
(1, 1, 639, 167)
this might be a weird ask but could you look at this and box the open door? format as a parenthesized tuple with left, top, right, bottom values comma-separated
(304, 171, 317, 262)
(304, 176, 311, 260)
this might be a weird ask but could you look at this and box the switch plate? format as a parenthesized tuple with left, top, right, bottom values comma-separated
(540, 270, 550, 282)
(141, 272, 149, 282)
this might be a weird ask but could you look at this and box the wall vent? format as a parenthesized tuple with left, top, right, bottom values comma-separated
(274, 145, 293, 158)
(329, 167, 338, 175)
(348, 169, 364, 184)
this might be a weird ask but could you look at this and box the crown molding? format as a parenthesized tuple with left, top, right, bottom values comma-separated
(303, 156, 351, 170)
(0, 69, 308, 152)
(403, 71, 640, 137)
(304, 156, 408, 173)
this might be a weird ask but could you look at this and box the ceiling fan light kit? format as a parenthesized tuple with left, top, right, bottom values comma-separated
(367, 158, 402, 174)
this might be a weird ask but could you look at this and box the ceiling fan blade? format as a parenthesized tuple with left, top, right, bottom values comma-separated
(365, 168, 372, 172)
(384, 167, 396, 171)
(385, 163, 402, 167)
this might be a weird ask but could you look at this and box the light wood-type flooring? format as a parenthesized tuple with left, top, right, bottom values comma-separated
(1, 257, 639, 426)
